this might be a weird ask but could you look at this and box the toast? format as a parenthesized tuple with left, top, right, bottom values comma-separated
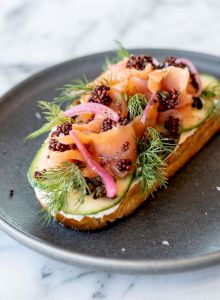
(36, 115, 219, 230)
(27, 48, 220, 231)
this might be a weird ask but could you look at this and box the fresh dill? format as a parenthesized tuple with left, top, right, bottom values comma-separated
(136, 128, 175, 193)
(53, 75, 94, 106)
(93, 73, 116, 88)
(128, 94, 147, 120)
(115, 40, 129, 60)
(103, 41, 129, 70)
(26, 101, 71, 139)
(37, 162, 91, 224)
(201, 82, 220, 100)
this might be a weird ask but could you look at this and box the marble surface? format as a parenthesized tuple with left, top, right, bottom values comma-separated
(1, 0, 220, 299)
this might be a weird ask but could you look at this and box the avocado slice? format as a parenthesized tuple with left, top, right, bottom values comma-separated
(28, 143, 133, 215)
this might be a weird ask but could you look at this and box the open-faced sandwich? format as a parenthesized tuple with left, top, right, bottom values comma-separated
(27, 45, 220, 230)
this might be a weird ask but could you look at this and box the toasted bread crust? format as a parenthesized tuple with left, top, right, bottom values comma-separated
(36, 115, 220, 231)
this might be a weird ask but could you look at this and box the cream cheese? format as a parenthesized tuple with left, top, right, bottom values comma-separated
(34, 187, 119, 221)
(178, 128, 197, 145)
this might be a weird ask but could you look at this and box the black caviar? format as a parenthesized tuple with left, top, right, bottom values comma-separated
(157, 89, 180, 111)
(122, 141, 129, 152)
(101, 118, 114, 132)
(86, 176, 107, 199)
(52, 121, 72, 137)
(127, 55, 154, 70)
(88, 85, 111, 105)
(192, 97, 203, 109)
(190, 74, 199, 91)
(49, 139, 70, 152)
(164, 116, 181, 139)
(116, 159, 132, 172)
(157, 56, 185, 69)
(118, 118, 129, 126)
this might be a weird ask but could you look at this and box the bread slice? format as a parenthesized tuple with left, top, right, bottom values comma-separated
(36, 114, 220, 231)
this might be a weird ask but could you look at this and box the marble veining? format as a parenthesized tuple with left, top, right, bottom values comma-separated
(1, 0, 220, 299)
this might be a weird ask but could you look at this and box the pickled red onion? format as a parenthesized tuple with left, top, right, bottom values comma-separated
(176, 58, 202, 96)
(69, 130, 117, 198)
(141, 92, 157, 124)
(64, 103, 120, 123)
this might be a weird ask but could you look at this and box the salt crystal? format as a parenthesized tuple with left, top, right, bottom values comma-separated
(35, 112, 42, 119)
(216, 187, 220, 191)
(121, 248, 125, 252)
(162, 240, 169, 246)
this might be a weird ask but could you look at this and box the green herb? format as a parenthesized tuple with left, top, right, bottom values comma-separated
(94, 73, 116, 88)
(26, 101, 71, 140)
(128, 94, 147, 120)
(38, 162, 90, 224)
(103, 41, 129, 70)
(136, 128, 175, 193)
(201, 83, 220, 120)
(53, 75, 93, 106)
(201, 83, 220, 100)
(115, 40, 129, 60)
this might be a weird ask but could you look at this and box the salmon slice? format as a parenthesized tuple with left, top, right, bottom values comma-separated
(148, 66, 190, 93)
(109, 90, 128, 119)
(73, 124, 137, 178)
(158, 104, 193, 124)
(47, 149, 84, 168)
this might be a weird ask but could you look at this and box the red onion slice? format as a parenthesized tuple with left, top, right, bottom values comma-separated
(70, 130, 117, 198)
(141, 92, 157, 124)
(64, 103, 120, 123)
(175, 58, 203, 96)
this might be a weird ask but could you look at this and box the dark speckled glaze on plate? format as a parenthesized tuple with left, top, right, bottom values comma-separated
(0, 49, 220, 274)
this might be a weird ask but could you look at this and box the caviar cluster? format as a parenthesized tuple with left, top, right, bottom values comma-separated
(157, 89, 180, 111)
(86, 176, 106, 199)
(192, 97, 203, 109)
(126, 55, 154, 70)
(49, 139, 70, 152)
(190, 74, 199, 90)
(157, 56, 185, 69)
(52, 121, 72, 137)
(101, 118, 114, 132)
(164, 116, 181, 139)
(121, 141, 129, 152)
(88, 85, 112, 105)
(116, 159, 132, 172)
(118, 118, 129, 126)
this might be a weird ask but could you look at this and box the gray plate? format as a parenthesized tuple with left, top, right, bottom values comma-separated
(0, 49, 220, 274)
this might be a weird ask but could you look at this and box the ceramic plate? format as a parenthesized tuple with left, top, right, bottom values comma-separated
(0, 49, 220, 274)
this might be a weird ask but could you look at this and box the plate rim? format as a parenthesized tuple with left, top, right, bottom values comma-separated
(1, 48, 220, 274)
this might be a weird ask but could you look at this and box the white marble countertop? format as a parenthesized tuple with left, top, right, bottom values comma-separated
(1, 0, 220, 299)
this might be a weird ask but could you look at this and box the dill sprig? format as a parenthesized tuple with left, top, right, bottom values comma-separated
(115, 40, 129, 60)
(201, 83, 220, 100)
(94, 73, 116, 88)
(103, 41, 129, 70)
(26, 101, 71, 139)
(128, 94, 147, 120)
(37, 162, 91, 223)
(136, 128, 175, 193)
(53, 75, 94, 106)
